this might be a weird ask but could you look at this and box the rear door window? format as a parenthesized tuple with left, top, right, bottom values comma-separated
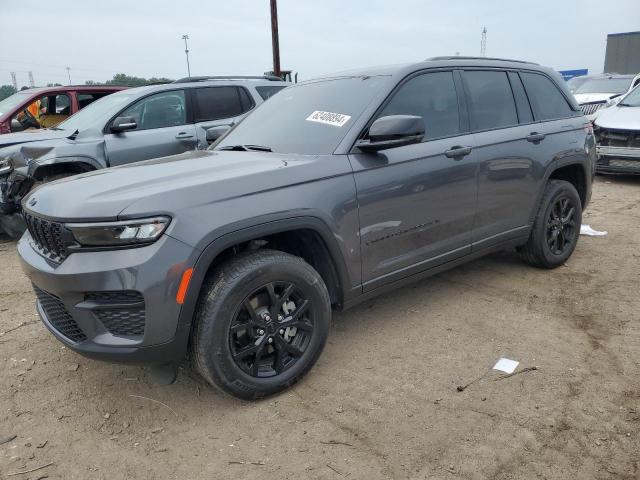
(193, 86, 252, 122)
(377, 71, 460, 140)
(462, 70, 518, 131)
(520, 72, 575, 121)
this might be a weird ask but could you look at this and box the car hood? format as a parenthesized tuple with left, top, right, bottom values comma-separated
(594, 105, 640, 130)
(22, 149, 344, 223)
(573, 93, 618, 104)
(0, 129, 71, 148)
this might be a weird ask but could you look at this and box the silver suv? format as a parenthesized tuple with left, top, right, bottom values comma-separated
(0, 76, 288, 236)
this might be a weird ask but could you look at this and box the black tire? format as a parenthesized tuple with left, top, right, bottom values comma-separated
(518, 179, 582, 269)
(190, 249, 331, 400)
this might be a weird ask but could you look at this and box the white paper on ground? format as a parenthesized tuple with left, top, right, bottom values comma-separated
(580, 224, 608, 237)
(493, 358, 519, 374)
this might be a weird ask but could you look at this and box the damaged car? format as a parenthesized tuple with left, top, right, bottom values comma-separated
(0, 76, 288, 236)
(594, 84, 640, 174)
(573, 73, 640, 120)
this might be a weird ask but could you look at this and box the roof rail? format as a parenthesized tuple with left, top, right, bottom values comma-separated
(427, 56, 538, 65)
(172, 75, 284, 84)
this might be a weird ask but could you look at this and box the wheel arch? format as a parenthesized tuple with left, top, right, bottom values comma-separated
(29, 157, 101, 180)
(176, 216, 353, 338)
(529, 160, 590, 224)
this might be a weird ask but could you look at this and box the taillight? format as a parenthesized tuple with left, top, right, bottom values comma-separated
(0, 122, 9, 134)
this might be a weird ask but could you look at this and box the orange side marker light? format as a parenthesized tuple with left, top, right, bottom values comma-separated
(176, 268, 194, 305)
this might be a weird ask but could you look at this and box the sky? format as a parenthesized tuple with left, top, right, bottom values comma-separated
(0, 0, 639, 88)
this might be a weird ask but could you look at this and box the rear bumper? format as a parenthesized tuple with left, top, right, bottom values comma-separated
(18, 232, 196, 365)
(596, 146, 640, 174)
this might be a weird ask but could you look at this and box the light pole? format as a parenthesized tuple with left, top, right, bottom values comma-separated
(182, 34, 191, 78)
(270, 0, 281, 78)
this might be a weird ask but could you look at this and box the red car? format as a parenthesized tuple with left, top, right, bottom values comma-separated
(0, 85, 126, 134)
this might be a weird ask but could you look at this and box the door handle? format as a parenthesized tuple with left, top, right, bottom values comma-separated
(175, 132, 194, 139)
(526, 132, 546, 143)
(444, 146, 472, 159)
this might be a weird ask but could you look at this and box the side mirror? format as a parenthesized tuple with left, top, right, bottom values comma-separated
(111, 116, 137, 133)
(206, 125, 231, 143)
(10, 118, 24, 133)
(356, 115, 425, 152)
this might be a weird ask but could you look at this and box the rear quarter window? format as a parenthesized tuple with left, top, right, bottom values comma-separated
(255, 85, 287, 100)
(520, 72, 575, 121)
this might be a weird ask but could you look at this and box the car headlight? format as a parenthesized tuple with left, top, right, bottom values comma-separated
(0, 158, 12, 175)
(66, 216, 170, 247)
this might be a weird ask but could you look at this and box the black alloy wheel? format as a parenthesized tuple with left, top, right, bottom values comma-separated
(229, 281, 314, 378)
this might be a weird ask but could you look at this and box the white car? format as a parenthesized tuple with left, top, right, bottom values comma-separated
(594, 84, 640, 174)
(572, 73, 640, 120)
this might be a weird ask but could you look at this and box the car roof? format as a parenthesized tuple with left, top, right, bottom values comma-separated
(118, 78, 289, 98)
(15, 85, 125, 96)
(303, 57, 552, 84)
(580, 73, 636, 79)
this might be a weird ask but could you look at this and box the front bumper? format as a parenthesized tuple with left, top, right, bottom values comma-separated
(18, 231, 196, 365)
(596, 146, 640, 174)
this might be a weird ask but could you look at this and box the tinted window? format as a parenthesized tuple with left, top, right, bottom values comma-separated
(378, 71, 460, 140)
(119, 90, 186, 130)
(193, 86, 249, 122)
(256, 85, 286, 100)
(520, 73, 574, 120)
(463, 71, 518, 130)
(216, 76, 388, 155)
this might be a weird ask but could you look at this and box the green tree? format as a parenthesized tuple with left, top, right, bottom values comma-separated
(106, 73, 173, 87)
(0, 84, 17, 101)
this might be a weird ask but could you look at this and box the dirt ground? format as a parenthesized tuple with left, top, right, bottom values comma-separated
(0, 176, 639, 480)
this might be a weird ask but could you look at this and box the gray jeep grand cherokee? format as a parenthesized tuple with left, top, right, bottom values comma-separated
(18, 57, 596, 399)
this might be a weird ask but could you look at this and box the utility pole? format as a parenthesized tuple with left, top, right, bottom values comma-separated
(66, 66, 71, 85)
(10, 72, 17, 90)
(480, 27, 487, 56)
(182, 34, 191, 78)
(270, 0, 281, 78)
(28, 71, 35, 88)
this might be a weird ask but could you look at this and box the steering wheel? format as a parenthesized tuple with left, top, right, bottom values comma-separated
(20, 108, 40, 129)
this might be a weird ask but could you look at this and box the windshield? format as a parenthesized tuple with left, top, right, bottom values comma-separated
(215, 76, 389, 155)
(574, 77, 632, 95)
(619, 85, 640, 107)
(55, 90, 137, 131)
(0, 91, 31, 116)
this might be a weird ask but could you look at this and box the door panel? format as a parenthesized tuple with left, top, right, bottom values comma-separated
(471, 125, 541, 247)
(104, 124, 197, 166)
(104, 89, 197, 166)
(350, 135, 478, 290)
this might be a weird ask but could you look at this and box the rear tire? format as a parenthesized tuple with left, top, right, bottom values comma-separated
(190, 249, 331, 400)
(518, 179, 582, 269)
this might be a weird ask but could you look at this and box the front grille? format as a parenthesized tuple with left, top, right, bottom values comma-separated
(580, 102, 606, 116)
(33, 286, 87, 343)
(85, 291, 146, 337)
(597, 128, 640, 148)
(24, 213, 68, 261)
(94, 308, 146, 336)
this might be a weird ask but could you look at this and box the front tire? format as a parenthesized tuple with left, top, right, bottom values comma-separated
(518, 179, 582, 269)
(190, 249, 331, 400)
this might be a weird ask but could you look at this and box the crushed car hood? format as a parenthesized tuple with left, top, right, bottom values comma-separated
(22, 149, 348, 223)
(0, 129, 71, 148)
(594, 106, 640, 130)
(573, 93, 618, 104)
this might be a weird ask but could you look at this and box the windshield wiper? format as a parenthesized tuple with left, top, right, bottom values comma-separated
(617, 102, 634, 107)
(219, 144, 272, 152)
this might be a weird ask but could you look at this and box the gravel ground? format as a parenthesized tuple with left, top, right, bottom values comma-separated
(0, 176, 639, 480)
